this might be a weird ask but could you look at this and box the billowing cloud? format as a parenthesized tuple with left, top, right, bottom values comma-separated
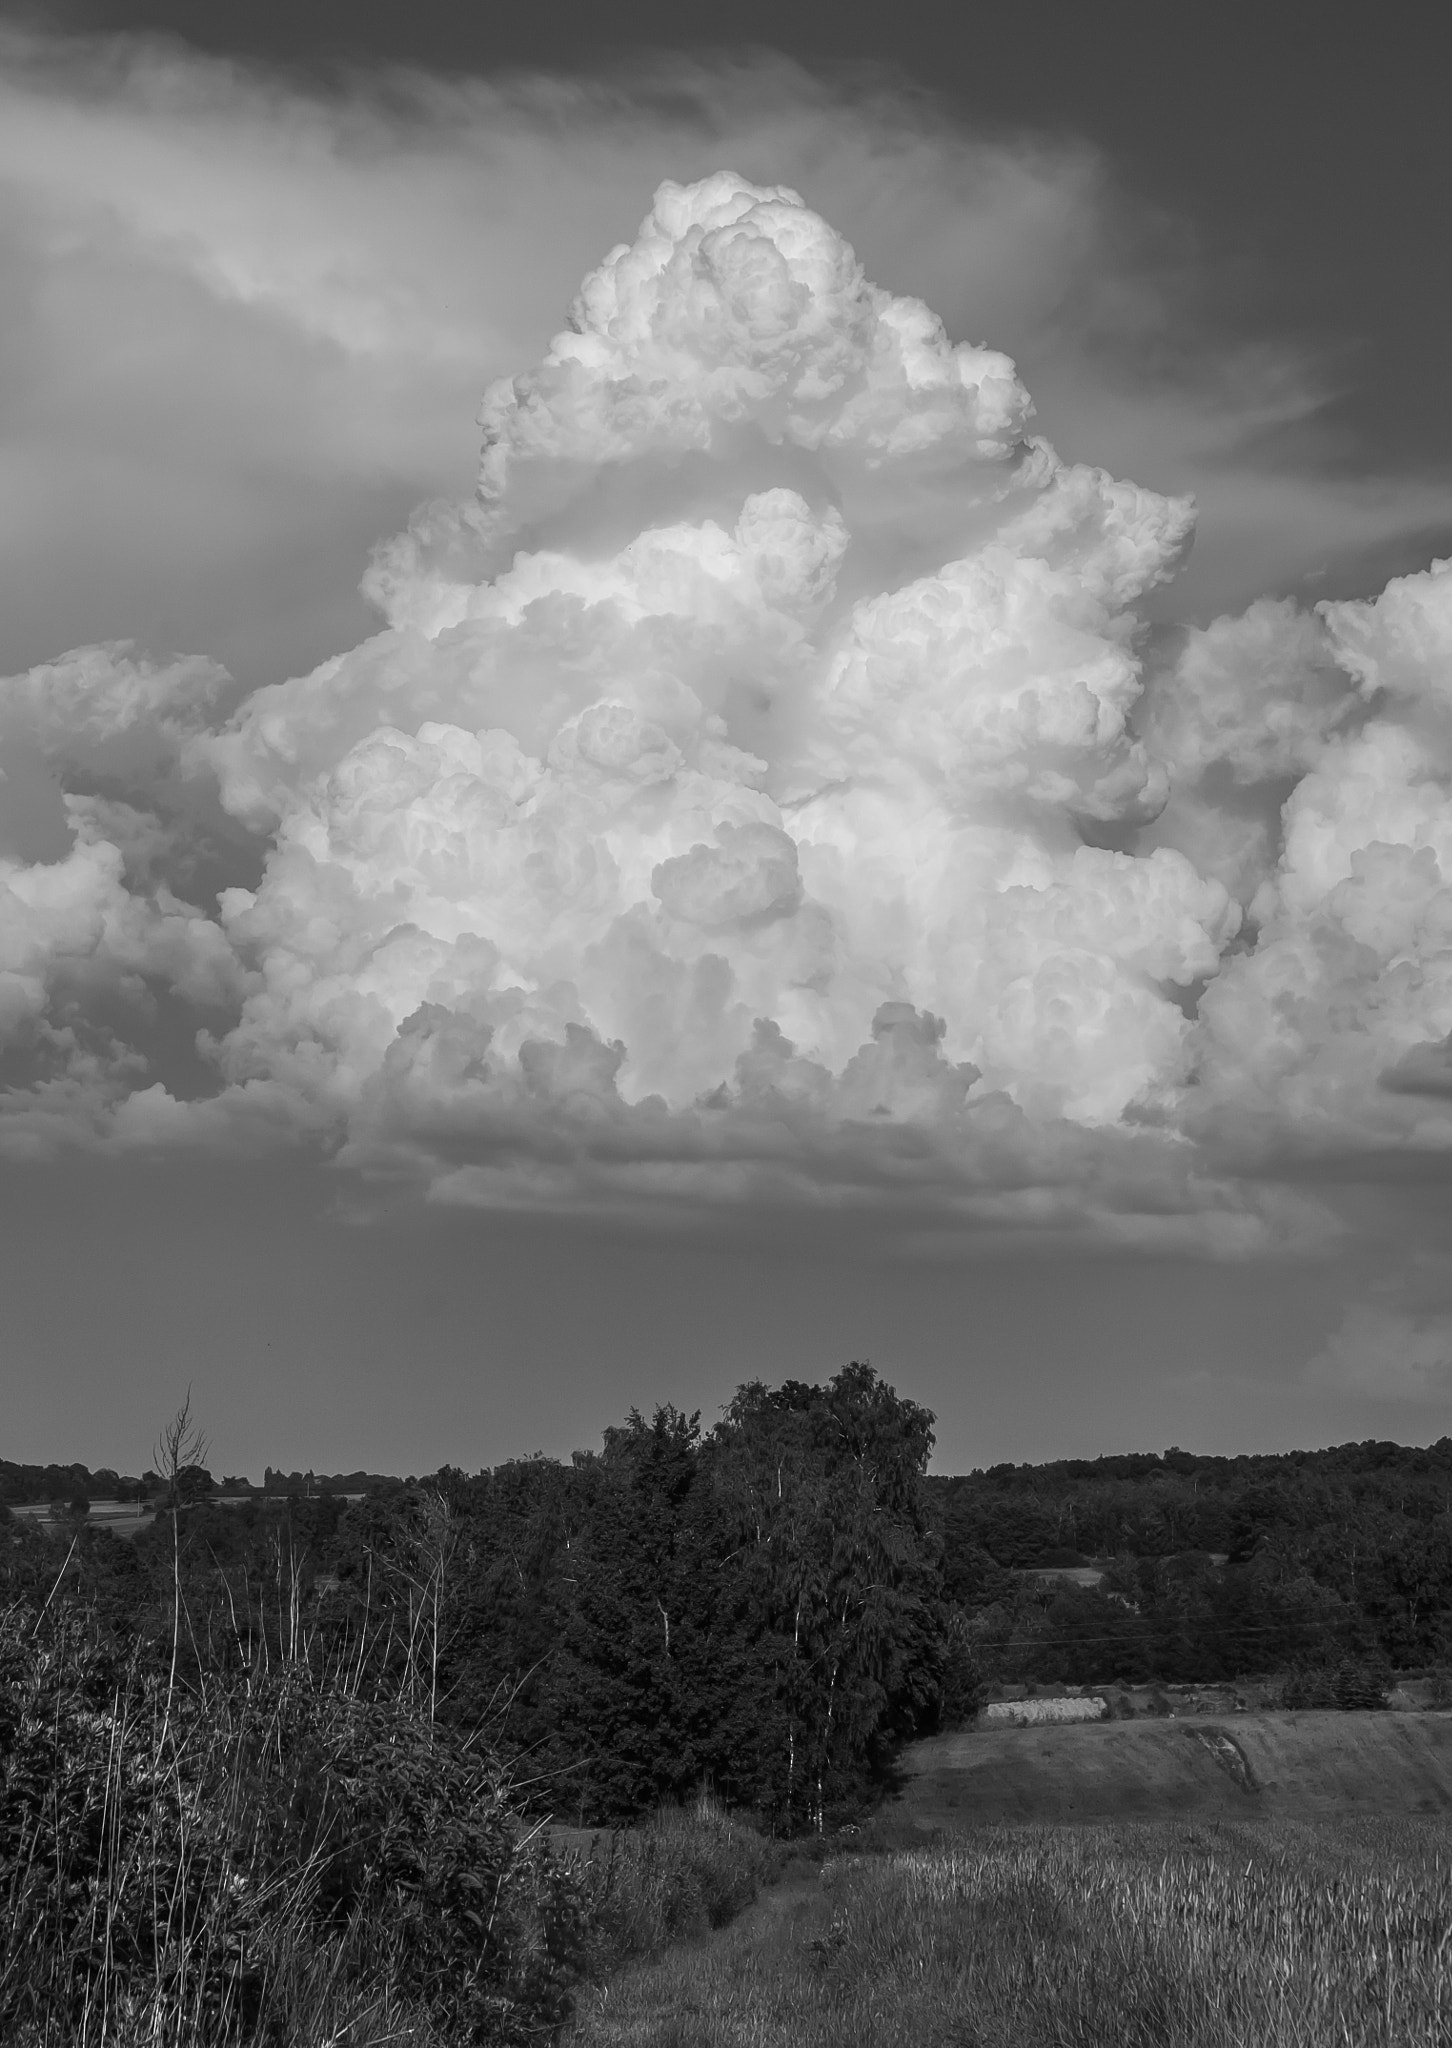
(0, 641, 243, 1146)
(1, 169, 1450, 1254)
(1191, 558, 1452, 1163)
(4, 26, 1450, 701)
(164, 174, 1245, 1230)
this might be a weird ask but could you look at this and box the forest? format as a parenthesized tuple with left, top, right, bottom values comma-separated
(930, 1436, 1452, 1697)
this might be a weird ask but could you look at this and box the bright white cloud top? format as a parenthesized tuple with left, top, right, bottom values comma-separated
(3, 174, 1451, 1243)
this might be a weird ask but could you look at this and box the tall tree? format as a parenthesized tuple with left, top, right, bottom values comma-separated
(708, 1363, 943, 1828)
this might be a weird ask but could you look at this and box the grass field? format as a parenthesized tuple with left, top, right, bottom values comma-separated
(898, 1708, 1452, 1828)
(564, 1714, 1452, 2047)
(565, 1816, 1452, 2047)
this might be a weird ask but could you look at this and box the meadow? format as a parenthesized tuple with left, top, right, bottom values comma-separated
(566, 1816, 1452, 2048)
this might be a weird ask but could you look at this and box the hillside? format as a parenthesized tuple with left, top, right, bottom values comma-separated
(894, 1709, 1452, 1828)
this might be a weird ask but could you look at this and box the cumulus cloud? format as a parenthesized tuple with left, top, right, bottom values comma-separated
(1305, 1304, 1452, 1403)
(0, 164, 1450, 1252)
(0, 642, 227, 752)
(4, 27, 1450, 699)
(163, 176, 1245, 1221)
(1190, 557, 1452, 1162)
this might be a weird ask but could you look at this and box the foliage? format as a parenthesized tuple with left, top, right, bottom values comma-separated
(13, 1397, 1452, 1877)
(15, 1418, 1452, 1734)
(930, 1436, 1452, 1691)
(575, 1799, 782, 1963)
(0, 1364, 948, 1835)
(0, 1606, 594, 2045)
(1280, 1656, 1392, 1710)
(530, 1370, 945, 1829)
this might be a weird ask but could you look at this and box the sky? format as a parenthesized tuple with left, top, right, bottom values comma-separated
(2, 0, 1452, 1481)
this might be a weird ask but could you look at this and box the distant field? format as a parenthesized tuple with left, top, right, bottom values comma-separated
(7, 1500, 157, 1537)
(897, 1708, 1452, 1828)
(7, 1495, 258, 1538)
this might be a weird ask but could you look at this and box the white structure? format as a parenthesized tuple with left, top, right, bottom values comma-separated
(983, 1696, 1109, 1728)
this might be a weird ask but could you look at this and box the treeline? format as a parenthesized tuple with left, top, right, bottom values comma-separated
(262, 1468, 403, 1495)
(2, 1366, 947, 1831)
(0, 1460, 150, 1504)
(10, 1411, 1452, 1835)
(930, 1438, 1452, 1688)
(0, 1461, 378, 1504)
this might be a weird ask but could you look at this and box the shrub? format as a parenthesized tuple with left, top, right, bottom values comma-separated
(0, 1607, 594, 2045)
(1280, 1657, 1391, 1711)
(579, 1797, 779, 1963)
(934, 1608, 988, 1729)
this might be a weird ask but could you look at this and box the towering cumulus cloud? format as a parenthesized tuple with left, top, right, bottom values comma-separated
(2, 174, 1449, 1243)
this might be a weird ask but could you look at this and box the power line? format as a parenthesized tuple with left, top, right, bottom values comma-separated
(962, 1618, 1392, 1652)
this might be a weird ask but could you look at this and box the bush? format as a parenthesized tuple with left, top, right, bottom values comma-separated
(1280, 1657, 1391, 1711)
(579, 1797, 779, 1963)
(0, 1607, 594, 2044)
(935, 1609, 988, 1729)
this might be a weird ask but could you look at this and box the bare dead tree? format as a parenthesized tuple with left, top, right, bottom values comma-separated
(153, 1390, 210, 1745)
(153, 1388, 210, 1512)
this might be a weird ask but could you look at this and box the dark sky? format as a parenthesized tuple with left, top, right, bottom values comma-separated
(0, 1154, 1368, 1482)
(26, 0, 1452, 472)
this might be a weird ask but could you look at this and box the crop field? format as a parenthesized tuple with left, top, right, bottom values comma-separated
(898, 1708, 1452, 1829)
(565, 1816, 1452, 2048)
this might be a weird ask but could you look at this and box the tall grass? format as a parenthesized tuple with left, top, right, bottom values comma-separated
(566, 1817, 1452, 2047)
(572, 1799, 783, 1965)
(0, 1606, 594, 2046)
(0, 1601, 781, 2047)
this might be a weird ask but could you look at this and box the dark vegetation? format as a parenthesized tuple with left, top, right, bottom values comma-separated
(8, 1387, 1452, 2041)
(931, 1437, 1452, 1698)
(0, 1368, 939, 2043)
(4, 1369, 944, 1830)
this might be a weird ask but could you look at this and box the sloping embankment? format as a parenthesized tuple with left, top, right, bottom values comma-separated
(895, 1710, 1452, 1827)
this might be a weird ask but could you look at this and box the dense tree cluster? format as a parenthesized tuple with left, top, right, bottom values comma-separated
(1, 1366, 947, 1830)
(0, 1462, 148, 1506)
(9, 1413, 1452, 1848)
(929, 1439, 1452, 1689)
